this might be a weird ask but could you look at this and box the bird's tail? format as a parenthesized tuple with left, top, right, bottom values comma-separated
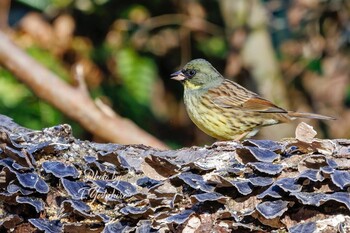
(287, 111, 335, 121)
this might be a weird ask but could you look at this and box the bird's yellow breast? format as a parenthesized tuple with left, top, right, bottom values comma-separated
(184, 92, 244, 140)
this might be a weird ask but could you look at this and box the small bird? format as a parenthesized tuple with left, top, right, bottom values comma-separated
(171, 59, 334, 140)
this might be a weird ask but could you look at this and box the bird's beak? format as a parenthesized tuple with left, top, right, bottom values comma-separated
(170, 70, 186, 81)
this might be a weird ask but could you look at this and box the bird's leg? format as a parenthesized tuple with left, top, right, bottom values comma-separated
(235, 128, 260, 141)
(233, 131, 250, 141)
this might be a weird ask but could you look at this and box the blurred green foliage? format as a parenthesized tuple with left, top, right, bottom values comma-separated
(306, 59, 322, 75)
(115, 47, 157, 106)
(26, 46, 71, 81)
(17, 0, 110, 12)
(197, 37, 227, 59)
(0, 67, 62, 129)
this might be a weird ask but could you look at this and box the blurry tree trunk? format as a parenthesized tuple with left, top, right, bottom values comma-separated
(219, 0, 296, 139)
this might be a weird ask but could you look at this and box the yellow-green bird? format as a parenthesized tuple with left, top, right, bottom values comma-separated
(171, 59, 334, 140)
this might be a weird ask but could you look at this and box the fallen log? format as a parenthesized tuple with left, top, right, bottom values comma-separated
(0, 114, 349, 232)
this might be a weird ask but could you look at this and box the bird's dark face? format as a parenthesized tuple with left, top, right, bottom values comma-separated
(171, 59, 223, 90)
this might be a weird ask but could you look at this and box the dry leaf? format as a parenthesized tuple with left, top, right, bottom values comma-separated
(295, 122, 317, 143)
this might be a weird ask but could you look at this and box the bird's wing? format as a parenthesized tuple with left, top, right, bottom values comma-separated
(209, 79, 287, 113)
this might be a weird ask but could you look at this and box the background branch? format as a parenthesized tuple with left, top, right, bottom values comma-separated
(0, 31, 168, 149)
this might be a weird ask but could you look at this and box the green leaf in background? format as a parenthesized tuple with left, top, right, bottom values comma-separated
(26, 46, 71, 81)
(345, 85, 350, 107)
(16, 0, 54, 11)
(197, 36, 227, 59)
(0, 67, 85, 137)
(16, 0, 73, 11)
(0, 68, 63, 129)
(115, 47, 157, 106)
(16, 0, 111, 13)
(306, 58, 322, 75)
(0, 68, 30, 107)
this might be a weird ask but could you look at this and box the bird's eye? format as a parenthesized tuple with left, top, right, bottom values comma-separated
(185, 69, 196, 78)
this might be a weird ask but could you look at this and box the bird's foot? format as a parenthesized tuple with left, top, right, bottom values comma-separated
(233, 132, 250, 141)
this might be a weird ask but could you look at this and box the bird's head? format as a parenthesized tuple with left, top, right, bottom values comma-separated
(171, 59, 223, 90)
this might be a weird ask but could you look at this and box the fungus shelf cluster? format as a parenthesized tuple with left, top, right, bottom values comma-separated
(0, 115, 349, 232)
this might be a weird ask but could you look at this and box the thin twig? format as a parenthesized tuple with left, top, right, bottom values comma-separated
(72, 63, 89, 97)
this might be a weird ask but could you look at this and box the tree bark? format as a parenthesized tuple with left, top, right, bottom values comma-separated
(0, 114, 348, 232)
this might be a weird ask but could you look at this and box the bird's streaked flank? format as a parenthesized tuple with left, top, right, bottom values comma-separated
(171, 59, 334, 140)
